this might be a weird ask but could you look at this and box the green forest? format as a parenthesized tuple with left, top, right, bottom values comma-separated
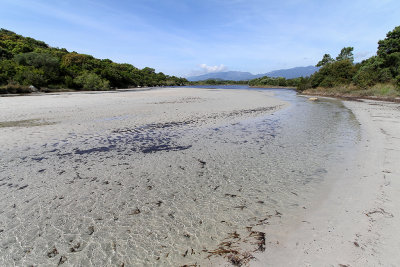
(0, 29, 187, 94)
(295, 26, 400, 97)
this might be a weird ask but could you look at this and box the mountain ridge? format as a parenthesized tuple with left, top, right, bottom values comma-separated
(187, 66, 319, 81)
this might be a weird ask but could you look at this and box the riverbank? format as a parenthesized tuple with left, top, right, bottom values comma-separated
(302, 84, 400, 103)
(251, 98, 400, 266)
(0, 86, 163, 96)
(302, 91, 400, 103)
(250, 85, 296, 89)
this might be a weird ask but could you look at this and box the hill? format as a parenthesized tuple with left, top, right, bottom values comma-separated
(188, 71, 255, 81)
(0, 29, 187, 93)
(187, 66, 319, 81)
(261, 66, 320, 79)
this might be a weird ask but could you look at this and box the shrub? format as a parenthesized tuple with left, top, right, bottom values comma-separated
(0, 82, 31, 94)
(74, 72, 110, 90)
(396, 75, 400, 89)
(353, 65, 379, 88)
(14, 66, 46, 87)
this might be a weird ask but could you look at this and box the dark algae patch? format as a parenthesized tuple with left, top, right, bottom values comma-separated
(140, 144, 192, 153)
(74, 146, 116, 155)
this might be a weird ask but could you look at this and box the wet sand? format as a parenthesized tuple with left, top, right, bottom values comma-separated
(0, 87, 288, 266)
(1, 87, 399, 266)
(252, 98, 400, 266)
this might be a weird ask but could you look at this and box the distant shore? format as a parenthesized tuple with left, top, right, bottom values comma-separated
(250, 85, 296, 89)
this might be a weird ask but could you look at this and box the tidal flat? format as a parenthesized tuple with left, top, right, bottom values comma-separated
(0, 87, 397, 266)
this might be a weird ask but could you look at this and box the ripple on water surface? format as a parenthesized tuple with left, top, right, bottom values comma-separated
(0, 90, 360, 266)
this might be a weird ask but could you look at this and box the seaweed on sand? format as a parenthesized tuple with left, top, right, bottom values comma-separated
(203, 229, 266, 266)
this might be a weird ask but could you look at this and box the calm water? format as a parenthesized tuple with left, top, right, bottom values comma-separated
(0, 87, 360, 266)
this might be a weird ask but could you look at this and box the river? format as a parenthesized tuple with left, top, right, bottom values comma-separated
(0, 86, 360, 266)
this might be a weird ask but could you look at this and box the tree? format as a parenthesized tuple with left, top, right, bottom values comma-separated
(378, 26, 400, 58)
(0, 47, 12, 59)
(14, 52, 61, 84)
(142, 67, 155, 74)
(74, 72, 110, 90)
(61, 53, 94, 75)
(0, 28, 188, 91)
(316, 54, 334, 67)
(336, 47, 354, 62)
(296, 77, 311, 91)
(310, 59, 356, 88)
(13, 66, 46, 87)
(14, 52, 59, 70)
(0, 59, 17, 84)
(352, 56, 382, 88)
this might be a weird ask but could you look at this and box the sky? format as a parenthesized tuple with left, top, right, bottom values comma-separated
(1, 0, 399, 77)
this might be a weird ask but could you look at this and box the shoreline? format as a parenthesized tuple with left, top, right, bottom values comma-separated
(251, 98, 400, 266)
(0, 87, 161, 97)
(0, 85, 296, 98)
(301, 91, 400, 103)
(250, 85, 297, 89)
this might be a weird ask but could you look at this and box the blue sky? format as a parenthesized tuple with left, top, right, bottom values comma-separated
(1, 0, 399, 77)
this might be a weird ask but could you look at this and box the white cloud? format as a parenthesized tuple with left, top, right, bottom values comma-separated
(199, 63, 227, 73)
(186, 64, 228, 77)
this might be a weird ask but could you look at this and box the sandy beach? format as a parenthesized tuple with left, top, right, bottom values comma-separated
(0, 87, 399, 266)
(252, 98, 400, 266)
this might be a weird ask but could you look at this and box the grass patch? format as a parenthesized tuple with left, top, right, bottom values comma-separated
(303, 83, 400, 99)
(365, 84, 399, 97)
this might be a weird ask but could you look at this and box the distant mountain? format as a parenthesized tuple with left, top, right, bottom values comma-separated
(187, 71, 255, 81)
(187, 66, 319, 81)
(260, 66, 320, 79)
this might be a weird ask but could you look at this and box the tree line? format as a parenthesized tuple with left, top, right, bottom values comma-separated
(188, 79, 248, 85)
(189, 77, 302, 87)
(248, 76, 302, 87)
(0, 29, 187, 93)
(297, 26, 400, 93)
(3, 26, 398, 95)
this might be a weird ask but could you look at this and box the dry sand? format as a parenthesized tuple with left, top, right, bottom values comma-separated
(252, 98, 400, 266)
(0, 88, 285, 151)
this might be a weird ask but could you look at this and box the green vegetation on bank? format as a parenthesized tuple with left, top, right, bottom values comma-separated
(190, 76, 303, 88)
(248, 76, 302, 88)
(0, 29, 187, 94)
(298, 26, 400, 98)
(3, 26, 399, 97)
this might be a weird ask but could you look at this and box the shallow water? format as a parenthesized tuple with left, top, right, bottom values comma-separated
(0, 87, 360, 266)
